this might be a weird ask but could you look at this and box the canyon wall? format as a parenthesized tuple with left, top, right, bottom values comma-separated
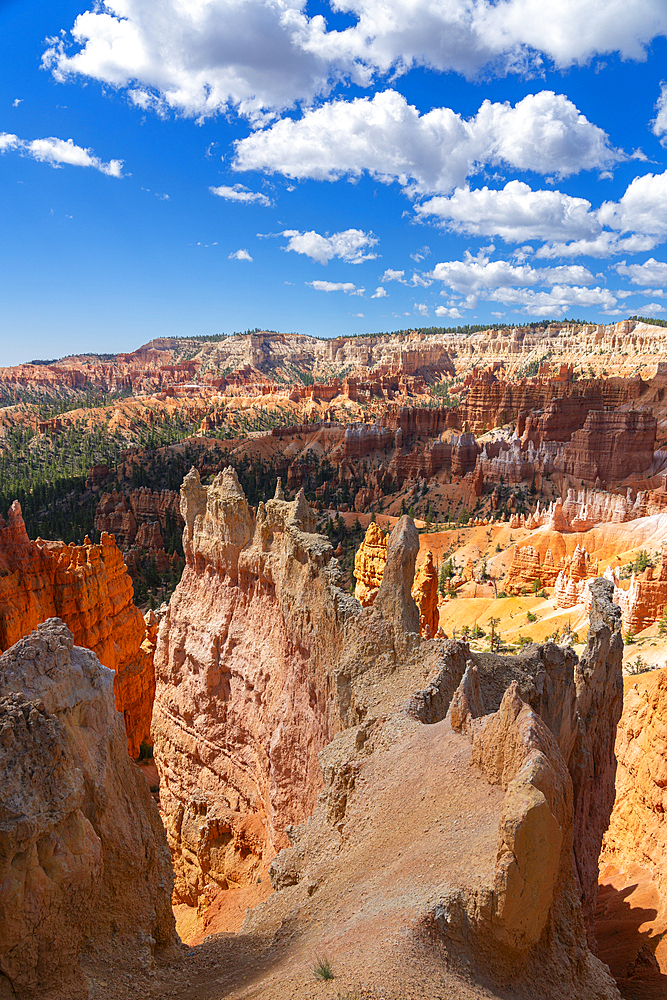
(152, 468, 439, 906)
(153, 461, 622, 991)
(601, 667, 667, 893)
(0, 619, 176, 1000)
(556, 409, 657, 484)
(0, 501, 153, 757)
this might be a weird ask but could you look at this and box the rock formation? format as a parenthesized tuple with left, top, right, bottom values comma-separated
(151, 456, 624, 994)
(554, 545, 599, 609)
(95, 487, 182, 548)
(246, 579, 623, 998)
(411, 551, 439, 638)
(556, 409, 657, 484)
(601, 667, 667, 891)
(153, 468, 438, 906)
(0, 501, 154, 757)
(353, 521, 388, 607)
(0, 619, 176, 999)
(612, 550, 667, 634)
(505, 544, 558, 594)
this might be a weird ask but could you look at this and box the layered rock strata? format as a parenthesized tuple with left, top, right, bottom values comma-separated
(0, 502, 154, 757)
(411, 550, 439, 638)
(601, 667, 667, 892)
(505, 544, 558, 593)
(353, 521, 387, 607)
(558, 409, 656, 484)
(153, 469, 443, 906)
(612, 551, 667, 634)
(154, 460, 623, 996)
(0, 620, 176, 999)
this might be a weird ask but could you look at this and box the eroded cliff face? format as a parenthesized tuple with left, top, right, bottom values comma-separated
(152, 460, 625, 998)
(251, 581, 623, 999)
(0, 620, 176, 1000)
(601, 667, 667, 890)
(0, 502, 154, 757)
(152, 469, 346, 905)
(411, 550, 439, 638)
(152, 468, 437, 907)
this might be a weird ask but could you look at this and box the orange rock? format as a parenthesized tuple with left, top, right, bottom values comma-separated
(0, 501, 153, 757)
(411, 551, 439, 638)
(353, 521, 388, 607)
(462, 556, 475, 582)
(0, 620, 176, 997)
(554, 544, 599, 609)
(601, 668, 667, 899)
(612, 548, 667, 632)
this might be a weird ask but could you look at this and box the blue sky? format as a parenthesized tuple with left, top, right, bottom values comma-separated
(1, 0, 667, 365)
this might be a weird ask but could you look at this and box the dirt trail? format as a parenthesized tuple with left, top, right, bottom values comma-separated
(87, 718, 503, 1000)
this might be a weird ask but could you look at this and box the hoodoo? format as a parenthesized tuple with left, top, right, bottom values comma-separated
(0, 502, 155, 757)
(150, 462, 625, 997)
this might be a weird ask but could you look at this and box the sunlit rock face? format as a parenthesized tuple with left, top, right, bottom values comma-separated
(602, 666, 667, 895)
(353, 521, 387, 608)
(0, 501, 154, 757)
(0, 619, 176, 1000)
(153, 469, 434, 906)
(256, 581, 623, 999)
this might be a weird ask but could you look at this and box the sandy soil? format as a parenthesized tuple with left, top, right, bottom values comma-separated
(87, 718, 505, 1000)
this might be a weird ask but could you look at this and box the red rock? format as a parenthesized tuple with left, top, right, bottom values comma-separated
(558, 409, 656, 484)
(0, 501, 154, 757)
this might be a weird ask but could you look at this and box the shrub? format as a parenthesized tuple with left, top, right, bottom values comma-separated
(313, 957, 335, 982)
(627, 655, 651, 675)
(526, 611, 537, 623)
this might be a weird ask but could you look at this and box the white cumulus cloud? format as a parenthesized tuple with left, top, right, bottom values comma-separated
(416, 181, 600, 243)
(228, 248, 253, 260)
(371, 286, 388, 298)
(0, 132, 123, 175)
(234, 90, 622, 194)
(489, 284, 618, 316)
(535, 232, 660, 259)
(615, 258, 667, 286)
(210, 183, 272, 205)
(281, 228, 378, 264)
(652, 82, 667, 145)
(417, 168, 667, 259)
(42, 1, 667, 118)
(427, 250, 595, 294)
(598, 169, 667, 238)
(435, 305, 464, 319)
(307, 280, 364, 295)
(380, 268, 405, 282)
